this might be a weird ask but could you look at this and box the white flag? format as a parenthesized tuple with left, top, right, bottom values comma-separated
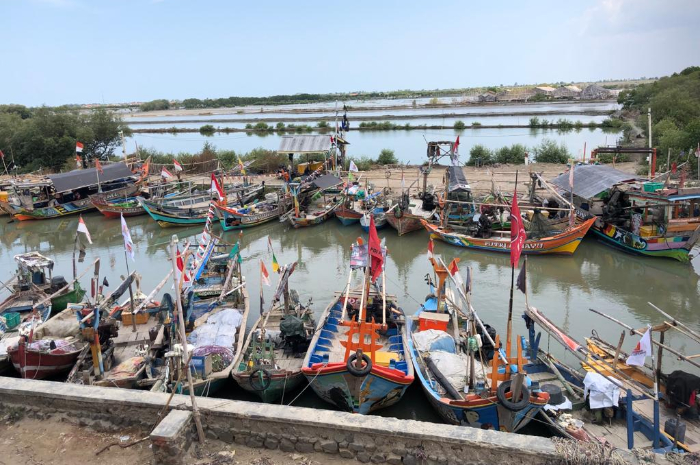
(626, 326, 652, 367)
(77, 215, 92, 244)
(349, 160, 359, 172)
(120, 213, 135, 261)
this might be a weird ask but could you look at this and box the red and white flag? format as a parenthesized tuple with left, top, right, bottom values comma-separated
(427, 238, 434, 260)
(368, 216, 383, 283)
(626, 326, 652, 367)
(120, 213, 135, 261)
(77, 215, 92, 244)
(75, 154, 82, 168)
(173, 159, 183, 172)
(176, 246, 191, 288)
(95, 159, 104, 174)
(510, 189, 526, 267)
(76, 141, 84, 153)
(211, 174, 225, 201)
(261, 260, 270, 286)
(453, 135, 460, 154)
(447, 257, 464, 289)
(161, 166, 173, 179)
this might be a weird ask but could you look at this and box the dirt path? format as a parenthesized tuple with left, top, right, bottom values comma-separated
(0, 417, 356, 465)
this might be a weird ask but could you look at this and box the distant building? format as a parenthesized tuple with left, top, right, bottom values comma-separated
(495, 88, 535, 102)
(553, 85, 582, 99)
(533, 86, 556, 96)
(478, 91, 497, 102)
(581, 85, 613, 100)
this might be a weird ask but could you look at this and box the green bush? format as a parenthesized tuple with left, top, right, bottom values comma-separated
(533, 139, 569, 163)
(529, 117, 540, 127)
(454, 120, 465, 130)
(276, 122, 285, 130)
(317, 121, 329, 129)
(601, 118, 624, 129)
(471, 121, 481, 127)
(348, 156, 374, 171)
(597, 153, 631, 164)
(245, 123, 253, 130)
(254, 122, 270, 131)
(377, 148, 398, 165)
(495, 144, 528, 164)
(199, 124, 215, 136)
(466, 145, 494, 166)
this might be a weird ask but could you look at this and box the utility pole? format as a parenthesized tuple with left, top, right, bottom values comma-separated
(648, 108, 652, 180)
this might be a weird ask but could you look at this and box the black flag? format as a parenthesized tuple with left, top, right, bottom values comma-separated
(102, 277, 109, 287)
(516, 257, 527, 294)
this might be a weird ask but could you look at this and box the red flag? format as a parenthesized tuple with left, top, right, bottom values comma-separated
(261, 260, 271, 286)
(0, 150, 4, 159)
(510, 191, 526, 266)
(211, 173, 225, 201)
(368, 216, 383, 283)
(453, 136, 460, 153)
(76, 141, 84, 153)
(161, 166, 173, 179)
(95, 159, 104, 174)
(75, 154, 82, 168)
(176, 246, 190, 286)
(427, 238, 434, 260)
(447, 258, 459, 276)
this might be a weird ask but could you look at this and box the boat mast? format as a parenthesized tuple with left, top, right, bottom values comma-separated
(505, 170, 520, 364)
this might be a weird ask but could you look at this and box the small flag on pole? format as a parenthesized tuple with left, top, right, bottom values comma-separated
(77, 215, 92, 244)
(267, 236, 273, 253)
(626, 326, 653, 367)
(447, 257, 464, 289)
(211, 174, 225, 201)
(516, 257, 527, 294)
(237, 156, 246, 175)
(120, 213, 135, 261)
(349, 160, 359, 172)
(368, 216, 383, 283)
(261, 260, 270, 286)
(427, 238, 434, 260)
(173, 159, 183, 172)
(510, 189, 526, 267)
(161, 166, 173, 179)
(272, 253, 280, 273)
(75, 154, 82, 168)
(76, 141, 84, 153)
(176, 246, 191, 288)
(95, 159, 104, 174)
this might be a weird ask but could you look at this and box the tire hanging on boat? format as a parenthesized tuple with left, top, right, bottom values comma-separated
(250, 368, 272, 391)
(496, 379, 531, 411)
(346, 353, 372, 377)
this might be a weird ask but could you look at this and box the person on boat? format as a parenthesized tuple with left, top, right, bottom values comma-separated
(49, 195, 60, 207)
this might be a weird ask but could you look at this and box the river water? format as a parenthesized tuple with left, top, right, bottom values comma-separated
(2, 211, 699, 424)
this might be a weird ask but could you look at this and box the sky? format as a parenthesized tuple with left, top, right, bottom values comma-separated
(1, 0, 699, 106)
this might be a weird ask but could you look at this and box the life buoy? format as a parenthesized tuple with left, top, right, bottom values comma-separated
(496, 380, 531, 411)
(249, 368, 272, 391)
(346, 353, 372, 377)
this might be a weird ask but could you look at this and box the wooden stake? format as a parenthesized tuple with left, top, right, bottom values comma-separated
(613, 331, 625, 371)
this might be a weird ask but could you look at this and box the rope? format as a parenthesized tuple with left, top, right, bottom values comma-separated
(287, 368, 323, 406)
(551, 437, 627, 465)
(280, 372, 288, 405)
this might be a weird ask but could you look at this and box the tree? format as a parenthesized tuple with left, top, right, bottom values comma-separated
(466, 145, 494, 166)
(80, 107, 131, 159)
(377, 148, 398, 165)
(454, 120, 465, 130)
(533, 139, 569, 164)
(139, 99, 170, 112)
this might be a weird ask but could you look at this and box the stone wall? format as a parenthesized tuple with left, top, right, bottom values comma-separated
(0, 377, 565, 465)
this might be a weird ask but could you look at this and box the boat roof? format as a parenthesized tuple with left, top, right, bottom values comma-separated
(48, 162, 135, 193)
(14, 252, 54, 270)
(311, 174, 343, 190)
(550, 164, 640, 199)
(278, 135, 333, 154)
(447, 166, 470, 192)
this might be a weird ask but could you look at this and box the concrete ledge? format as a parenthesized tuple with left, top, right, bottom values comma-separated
(0, 377, 563, 464)
(151, 410, 193, 465)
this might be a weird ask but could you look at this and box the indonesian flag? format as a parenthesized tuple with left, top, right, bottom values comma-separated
(76, 154, 82, 168)
(211, 174, 225, 201)
(95, 159, 104, 174)
(176, 246, 191, 288)
(161, 166, 173, 179)
(453, 135, 460, 154)
(510, 189, 526, 267)
(77, 215, 92, 244)
(173, 159, 183, 172)
(427, 238, 434, 260)
(349, 160, 359, 172)
(626, 326, 653, 367)
(368, 216, 383, 283)
(261, 260, 270, 286)
(76, 141, 84, 153)
(120, 213, 135, 261)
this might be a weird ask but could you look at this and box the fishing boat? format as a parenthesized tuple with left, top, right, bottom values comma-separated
(385, 193, 437, 236)
(233, 263, 316, 403)
(302, 222, 414, 414)
(91, 178, 194, 219)
(550, 164, 700, 262)
(216, 192, 291, 231)
(286, 174, 344, 228)
(13, 252, 84, 312)
(7, 305, 89, 380)
(288, 197, 341, 228)
(139, 183, 263, 228)
(360, 208, 387, 232)
(0, 289, 52, 374)
(10, 163, 140, 221)
(422, 217, 596, 256)
(408, 256, 549, 432)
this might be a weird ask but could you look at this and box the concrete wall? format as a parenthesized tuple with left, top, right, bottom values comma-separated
(0, 377, 565, 465)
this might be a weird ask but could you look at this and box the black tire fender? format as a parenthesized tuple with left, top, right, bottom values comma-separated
(249, 368, 272, 391)
(496, 379, 531, 411)
(346, 353, 372, 377)
(394, 208, 403, 218)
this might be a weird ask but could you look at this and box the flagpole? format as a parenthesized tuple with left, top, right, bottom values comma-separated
(506, 170, 520, 364)
(649, 327, 660, 449)
(121, 213, 137, 332)
(259, 259, 264, 315)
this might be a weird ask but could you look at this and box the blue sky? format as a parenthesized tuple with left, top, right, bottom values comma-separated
(1, 0, 699, 106)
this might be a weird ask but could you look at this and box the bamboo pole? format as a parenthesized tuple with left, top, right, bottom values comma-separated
(589, 308, 700, 372)
(443, 199, 573, 211)
(169, 235, 205, 444)
(132, 270, 173, 314)
(533, 172, 573, 208)
(648, 302, 700, 345)
(381, 268, 386, 327)
(340, 269, 353, 321)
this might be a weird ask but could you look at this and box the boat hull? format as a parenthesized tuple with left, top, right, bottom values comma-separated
(51, 284, 86, 313)
(217, 203, 287, 231)
(422, 218, 596, 256)
(93, 200, 145, 218)
(233, 371, 306, 403)
(385, 213, 425, 236)
(289, 204, 340, 228)
(335, 206, 363, 226)
(591, 223, 696, 262)
(9, 342, 83, 380)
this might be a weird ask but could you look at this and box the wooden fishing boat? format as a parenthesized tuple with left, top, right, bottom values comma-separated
(11, 163, 139, 221)
(422, 217, 596, 256)
(408, 257, 549, 432)
(7, 306, 88, 380)
(550, 164, 700, 263)
(0, 289, 52, 373)
(216, 194, 291, 231)
(302, 232, 414, 414)
(289, 199, 341, 228)
(360, 208, 387, 232)
(287, 176, 344, 228)
(385, 195, 437, 236)
(91, 196, 145, 218)
(139, 184, 263, 228)
(13, 252, 85, 313)
(233, 263, 316, 403)
(335, 202, 364, 226)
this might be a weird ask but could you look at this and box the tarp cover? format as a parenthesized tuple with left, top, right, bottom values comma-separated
(188, 308, 243, 348)
(550, 165, 639, 200)
(311, 174, 343, 190)
(280, 315, 305, 339)
(278, 135, 332, 154)
(447, 166, 470, 192)
(49, 162, 134, 193)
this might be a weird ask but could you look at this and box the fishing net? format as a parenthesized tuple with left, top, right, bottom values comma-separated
(192, 345, 234, 372)
(551, 437, 627, 465)
(280, 316, 305, 339)
(528, 210, 550, 239)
